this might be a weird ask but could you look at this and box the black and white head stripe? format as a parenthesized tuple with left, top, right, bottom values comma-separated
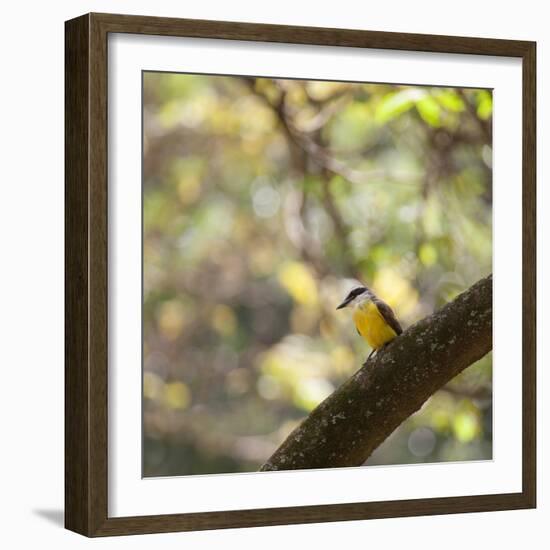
(346, 286, 368, 300)
(336, 286, 370, 309)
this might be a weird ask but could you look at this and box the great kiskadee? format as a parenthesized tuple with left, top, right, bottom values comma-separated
(337, 286, 403, 363)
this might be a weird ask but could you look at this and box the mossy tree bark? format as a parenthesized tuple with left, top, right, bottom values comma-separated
(260, 274, 492, 472)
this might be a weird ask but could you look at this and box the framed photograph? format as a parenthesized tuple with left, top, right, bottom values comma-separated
(65, 12, 536, 536)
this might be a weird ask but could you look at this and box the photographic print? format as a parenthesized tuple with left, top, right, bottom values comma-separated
(142, 72, 493, 478)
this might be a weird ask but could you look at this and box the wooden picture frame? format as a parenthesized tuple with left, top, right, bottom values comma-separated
(65, 12, 536, 537)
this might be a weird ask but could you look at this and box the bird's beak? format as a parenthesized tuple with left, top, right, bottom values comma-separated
(336, 298, 352, 310)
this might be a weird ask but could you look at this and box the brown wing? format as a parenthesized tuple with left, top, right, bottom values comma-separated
(373, 298, 403, 335)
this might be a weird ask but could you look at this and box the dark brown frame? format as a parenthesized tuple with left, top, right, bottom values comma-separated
(65, 12, 536, 537)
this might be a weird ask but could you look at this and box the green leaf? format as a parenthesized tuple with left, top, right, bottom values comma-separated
(476, 90, 493, 120)
(375, 88, 425, 124)
(416, 96, 441, 127)
(436, 90, 465, 112)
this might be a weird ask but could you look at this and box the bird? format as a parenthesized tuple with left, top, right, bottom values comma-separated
(336, 285, 403, 364)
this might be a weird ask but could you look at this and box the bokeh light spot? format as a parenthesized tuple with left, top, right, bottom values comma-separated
(163, 381, 191, 410)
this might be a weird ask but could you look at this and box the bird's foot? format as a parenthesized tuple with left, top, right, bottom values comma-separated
(362, 348, 376, 366)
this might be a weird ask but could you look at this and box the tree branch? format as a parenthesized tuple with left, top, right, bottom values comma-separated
(260, 274, 492, 471)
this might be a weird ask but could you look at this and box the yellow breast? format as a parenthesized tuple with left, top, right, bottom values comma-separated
(352, 301, 397, 350)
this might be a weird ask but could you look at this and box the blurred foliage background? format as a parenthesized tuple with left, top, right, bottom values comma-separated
(142, 72, 493, 477)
